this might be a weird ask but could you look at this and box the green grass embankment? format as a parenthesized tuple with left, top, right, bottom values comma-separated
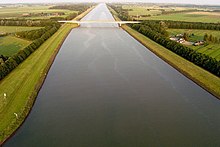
(0, 6, 95, 144)
(108, 6, 220, 99)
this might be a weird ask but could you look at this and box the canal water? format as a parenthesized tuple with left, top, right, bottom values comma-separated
(5, 3, 220, 147)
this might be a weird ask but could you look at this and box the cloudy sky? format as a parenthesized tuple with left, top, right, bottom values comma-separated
(0, 0, 219, 5)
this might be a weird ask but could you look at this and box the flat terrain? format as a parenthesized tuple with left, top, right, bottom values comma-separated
(148, 12, 220, 23)
(0, 36, 31, 56)
(5, 4, 220, 147)
(0, 26, 42, 33)
(123, 5, 162, 16)
(0, 6, 93, 144)
(0, 5, 76, 19)
(121, 4, 220, 23)
(0, 26, 42, 56)
(167, 29, 220, 60)
(0, 23, 76, 142)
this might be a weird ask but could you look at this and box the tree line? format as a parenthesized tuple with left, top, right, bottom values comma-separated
(0, 19, 42, 27)
(204, 33, 220, 43)
(161, 9, 198, 15)
(0, 21, 61, 80)
(108, 4, 132, 21)
(131, 22, 220, 77)
(0, 3, 94, 80)
(50, 3, 95, 15)
(50, 12, 78, 21)
(109, 5, 220, 77)
(15, 22, 60, 40)
(160, 20, 220, 30)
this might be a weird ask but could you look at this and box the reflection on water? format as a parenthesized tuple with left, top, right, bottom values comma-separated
(5, 3, 220, 147)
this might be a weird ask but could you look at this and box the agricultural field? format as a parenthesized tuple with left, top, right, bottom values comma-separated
(167, 29, 220, 60)
(0, 26, 42, 56)
(0, 5, 76, 19)
(0, 36, 31, 56)
(122, 4, 192, 16)
(122, 5, 162, 16)
(121, 4, 220, 23)
(147, 12, 220, 23)
(0, 26, 42, 33)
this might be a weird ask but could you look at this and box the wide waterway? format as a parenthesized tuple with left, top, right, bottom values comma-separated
(5, 3, 220, 147)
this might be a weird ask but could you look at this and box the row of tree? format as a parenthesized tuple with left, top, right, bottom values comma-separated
(131, 23, 220, 77)
(50, 3, 95, 15)
(160, 20, 220, 30)
(110, 5, 220, 76)
(204, 33, 220, 43)
(0, 19, 42, 27)
(50, 12, 78, 21)
(0, 22, 61, 80)
(15, 22, 60, 40)
(0, 3, 94, 80)
(161, 9, 197, 15)
(108, 4, 132, 21)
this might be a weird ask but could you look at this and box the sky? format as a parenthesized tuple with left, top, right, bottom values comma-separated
(0, 0, 219, 5)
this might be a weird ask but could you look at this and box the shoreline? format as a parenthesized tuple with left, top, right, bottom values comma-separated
(0, 25, 74, 146)
(108, 6, 220, 99)
(121, 25, 220, 99)
(0, 6, 95, 145)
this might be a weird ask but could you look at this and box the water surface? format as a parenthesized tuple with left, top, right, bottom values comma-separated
(5, 3, 220, 147)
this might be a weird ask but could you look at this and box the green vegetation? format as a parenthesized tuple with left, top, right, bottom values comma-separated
(0, 20, 61, 80)
(0, 5, 75, 19)
(0, 26, 42, 56)
(121, 24, 220, 98)
(148, 12, 220, 23)
(167, 29, 220, 60)
(0, 6, 94, 144)
(0, 36, 31, 56)
(0, 24, 76, 143)
(0, 26, 42, 33)
(167, 29, 220, 41)
(130, 21, 220, 76)
(122, 5, 161, 16)
(0, 3, 95, 81)
(109, 5, 220, 99)
(113, 4, 220, 23)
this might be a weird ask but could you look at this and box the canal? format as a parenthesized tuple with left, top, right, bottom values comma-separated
(5, 3, 220, 147)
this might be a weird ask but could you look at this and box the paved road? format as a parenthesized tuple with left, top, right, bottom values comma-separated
(5, 3, 220, 147)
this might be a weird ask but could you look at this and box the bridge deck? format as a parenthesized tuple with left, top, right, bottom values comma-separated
(58, 20, 141, 24)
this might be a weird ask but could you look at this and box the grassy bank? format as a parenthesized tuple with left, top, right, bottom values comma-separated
(109, 6, 220, 99)
(0, 6, 94, 144)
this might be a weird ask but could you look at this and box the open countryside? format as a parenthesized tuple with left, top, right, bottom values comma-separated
(0, 1, 220, 147)
(167, 29, 220, 60)
(121, 3, 220, 23)
(0, 5, 75, 19)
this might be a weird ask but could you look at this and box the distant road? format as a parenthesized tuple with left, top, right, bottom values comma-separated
(5, 3, 220, 147)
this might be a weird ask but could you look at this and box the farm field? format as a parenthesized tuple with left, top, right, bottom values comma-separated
(0, 26, 42, 33)
(0, 26, 42, 56)
(0, 23, 76, 142)
(121, 4, 220, 23)
(122, 5, 196, 19)
(122, 5, 162, 16)
(0, 5, 76, 19)
(121, 24, 220, 98)
(147, 12, 220, 23)
(0, 5, 94, 143)
(0, 36, 31, 56)
(167, 29, 220, 60)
